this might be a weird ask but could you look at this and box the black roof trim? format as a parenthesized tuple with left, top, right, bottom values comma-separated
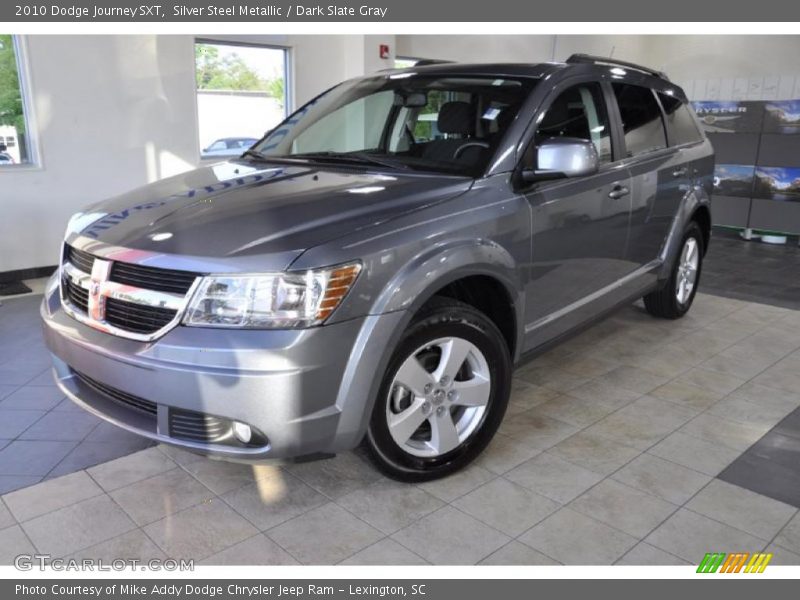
(566, 54, 670, 81)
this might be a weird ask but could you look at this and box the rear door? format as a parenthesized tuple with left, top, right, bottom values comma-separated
(611, 83, 696, 268)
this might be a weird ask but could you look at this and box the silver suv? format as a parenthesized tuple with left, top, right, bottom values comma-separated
(41, 55, 714, 481)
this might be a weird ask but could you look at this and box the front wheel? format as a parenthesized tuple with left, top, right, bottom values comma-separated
(364, 297, 511, 482)
(644, 221, 704, 319)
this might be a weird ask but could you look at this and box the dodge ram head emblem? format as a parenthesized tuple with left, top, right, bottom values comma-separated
(88, 259, 112, 322)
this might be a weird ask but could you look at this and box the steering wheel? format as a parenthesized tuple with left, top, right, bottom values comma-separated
(453, 141, 490, 159)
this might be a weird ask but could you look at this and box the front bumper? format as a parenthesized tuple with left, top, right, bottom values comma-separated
(40, 283, 406, 461)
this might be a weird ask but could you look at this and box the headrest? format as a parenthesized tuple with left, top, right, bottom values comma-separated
(437, 101, 474, 135)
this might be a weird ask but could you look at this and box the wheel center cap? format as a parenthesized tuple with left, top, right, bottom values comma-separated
(432, 389, 446, 404)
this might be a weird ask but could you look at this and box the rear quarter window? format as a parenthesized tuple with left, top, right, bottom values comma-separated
(658, 92, 704, 146)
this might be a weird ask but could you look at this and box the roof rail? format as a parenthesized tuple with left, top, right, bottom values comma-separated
(565, 54, 669, 81)
(413, 59, 455, 67)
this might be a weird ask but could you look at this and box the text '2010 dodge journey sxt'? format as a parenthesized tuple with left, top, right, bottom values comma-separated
(42, 55, 714, 481)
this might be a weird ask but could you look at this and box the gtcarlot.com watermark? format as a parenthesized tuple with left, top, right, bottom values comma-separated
(14, 554, 194, 571)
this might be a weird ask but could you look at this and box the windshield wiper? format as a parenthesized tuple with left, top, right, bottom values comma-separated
(290, 151, 411, 171)
(241, 149, 270, 161)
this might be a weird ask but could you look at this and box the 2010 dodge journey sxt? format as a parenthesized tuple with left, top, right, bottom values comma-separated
(41, 55, 714, 481)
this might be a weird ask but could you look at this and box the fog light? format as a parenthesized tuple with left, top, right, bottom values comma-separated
(232, 421, 252, 444)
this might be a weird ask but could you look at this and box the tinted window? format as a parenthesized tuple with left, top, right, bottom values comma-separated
(535, 82, 612, 163)
(658, 93, 703, 146)
(612, 83, 667, 157)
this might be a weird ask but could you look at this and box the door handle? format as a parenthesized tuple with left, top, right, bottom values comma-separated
(672, 167, 688, 178)
(608, 185, 630, 199)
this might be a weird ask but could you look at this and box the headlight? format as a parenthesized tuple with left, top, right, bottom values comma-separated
(183, 262, 361, 329)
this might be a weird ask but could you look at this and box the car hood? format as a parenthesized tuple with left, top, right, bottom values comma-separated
(69, 160, 472, 272)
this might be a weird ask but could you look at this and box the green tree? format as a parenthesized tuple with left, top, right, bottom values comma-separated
(0, 34, 25, 134)
(195, 44, 285, 106)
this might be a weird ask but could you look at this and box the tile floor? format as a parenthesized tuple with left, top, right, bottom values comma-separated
(1, 292, 800, 565)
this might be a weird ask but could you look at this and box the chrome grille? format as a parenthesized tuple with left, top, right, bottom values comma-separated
(60, 243, 200, 340)
(110, 262, 198, 295)
(104, 298, 178, 334)
(169, 409, 233, 443)
(63, 276, 89, 312)
(75, 371, 158, 417)
(65, 245, 95, 274)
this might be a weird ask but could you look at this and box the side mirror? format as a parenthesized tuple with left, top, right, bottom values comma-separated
(521, 137, 599, 183)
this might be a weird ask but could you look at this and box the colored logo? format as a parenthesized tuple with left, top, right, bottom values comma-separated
(697, 552, 772, 573)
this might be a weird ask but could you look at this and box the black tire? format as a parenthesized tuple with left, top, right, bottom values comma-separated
(364, 297, 512, 482)
(644, 221, 705, 319)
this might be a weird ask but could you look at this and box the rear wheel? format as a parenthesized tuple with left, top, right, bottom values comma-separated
(644, 221, 704, 319)
(364, 297, 511, 482)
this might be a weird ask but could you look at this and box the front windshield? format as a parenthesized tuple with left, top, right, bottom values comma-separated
(252, 73, 538, 176)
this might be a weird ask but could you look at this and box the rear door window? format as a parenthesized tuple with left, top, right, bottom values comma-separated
(658, 93, 704, 146)
(611, 83, 667, 157)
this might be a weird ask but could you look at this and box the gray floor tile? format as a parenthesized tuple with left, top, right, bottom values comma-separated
(533, 394, 616, 428)
(0, 409, 46, 439)
(21, 495, 137, 556)
(645, 508, 767, 564)
(584, 396, 694, 451)
(0, 525, 37, 565)
(474, 433, 541, 475)
(19, 411, 101, 442)
(649, 431, 741, 477)
(221, 471, 328, 531)
(508, 380, 561, 410)
(518, 507, 637, 565)
(680, 413, 770, 452)
(674, 366, 747, 397)
(337, 479, 444, 535)
(0, 386, 64, 410)
(616, 542, 690, 566)
(453, 478, 558, 537)
(199, 534, 300, 565)
(268, 502, 384, 565)
(182, 459, 282, 496)
(340, 538, 428, 565)
(549, 430, 641, 476)
(650, 380, 724, 412)
(0, 385, 18, 402)
(479, 540, 560, 565)
(0, 475, 41, 494)
(0, 440, 76, 476)
(498, 411, 579, 451)
(719, 438, 800, 509)
(505, 452, 603, 504)
(568, 380, 642, 410)
(24, 371, 58, 387)
(392, 505, 509, 565)
(416, 464, 495, 502)
(88, 447, 177, 491)
(600, 366, 670, 395)
(516, 365, 590, 393)
(46, 439, 155, 478)
(69, 529, 166, 561)
(83, 421, 155, 444)
(144, 497, 258, 561)
(764, 543, 800, 565)
(611, 453, 711, 505)
(686, 479, 797, 540)
(2, 470, 103, 522)
(286, 452, 383, 500)
(569, 479, 677, 538)
(0, 369, 44, 387)
(774, 513, 800, 555)
(706, 397, 792, 431)
(110, 468, 215, 526)
(0, 499, 14, 530)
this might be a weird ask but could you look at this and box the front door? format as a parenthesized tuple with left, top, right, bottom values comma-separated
(519, 80, 634, 349)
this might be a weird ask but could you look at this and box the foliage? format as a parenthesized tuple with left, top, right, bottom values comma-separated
(195, 43, 284, 107)
(0, 34, 25, 133)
